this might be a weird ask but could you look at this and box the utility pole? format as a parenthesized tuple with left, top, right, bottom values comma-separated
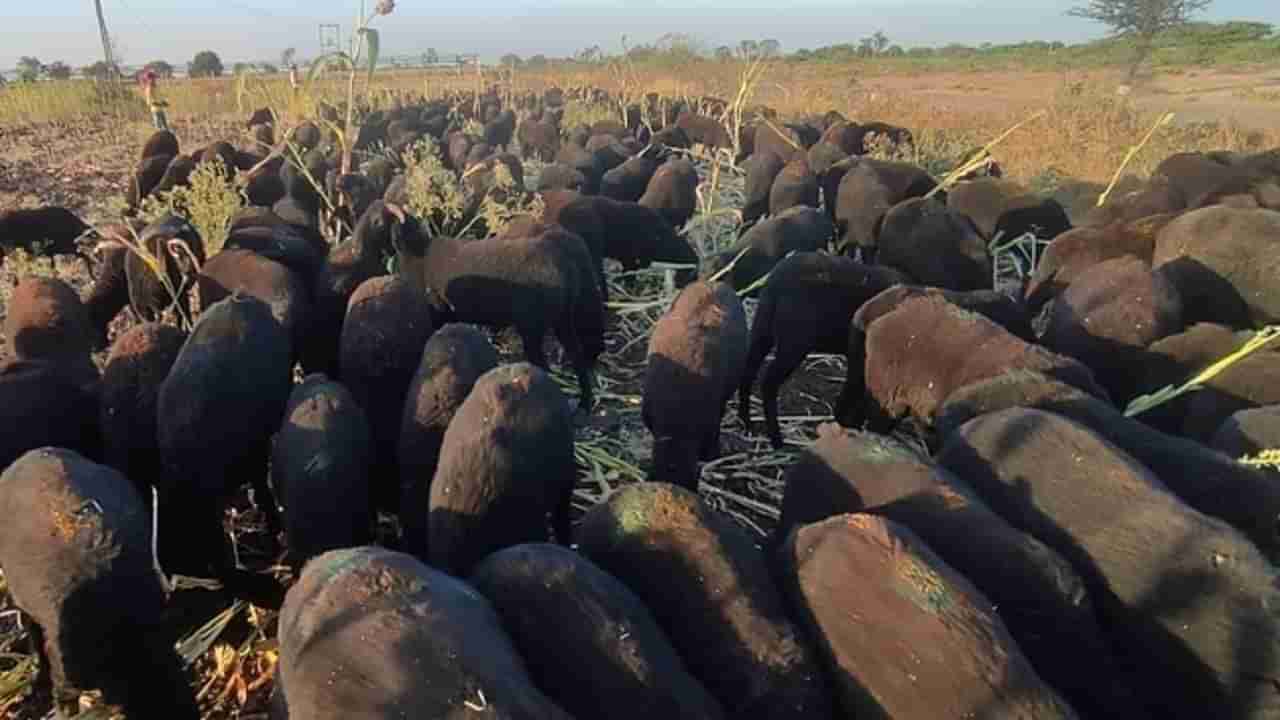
(92, 0, 117, 77)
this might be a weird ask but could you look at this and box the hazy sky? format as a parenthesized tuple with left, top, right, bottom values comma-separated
(4, 0, 1277, 69)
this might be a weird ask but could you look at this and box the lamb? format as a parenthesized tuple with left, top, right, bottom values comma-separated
(0, 206, 94, 271)
(0, 448, 199, 719)
(428, 363, 577, 576)
(388, 203, 604, 412)
(643, 281, 748, 490)
(397, 324, 499, 562)
(737, 253, 907, 447)
(3, 276, 98, 388)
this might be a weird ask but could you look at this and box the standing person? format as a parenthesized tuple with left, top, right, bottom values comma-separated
(139, 69, 169, 130)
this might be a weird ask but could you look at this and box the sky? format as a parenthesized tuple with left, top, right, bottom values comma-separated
(3, 0, 1278, 70)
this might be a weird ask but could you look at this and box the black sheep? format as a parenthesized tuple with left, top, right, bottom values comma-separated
(741, 151, 786, 229)
(192, 140, 238, 179)
(601, 153, 660, 203)
(737, 253, 908, 448)
(156, 294, 292, 608)
(139, 128, 180, 160)
(428, 363, 576, 576)
(555, 141, 606, 195)
(244, 155, 288, 207)
(223, 208, 328, 282)
(0, 206, 93, 270)
(398, 323, 498, 563)
(0, 448, 199, 719)
(3, 276, 99, 388)
(199, 247, 312, 331)
(339, 275, 436, 513)
(0, 360, 102, 471)
(750, 122, 804, 163)
(768, 155, 820, 216)
(652, 125, 692, 149)
(276, 546, 572, 719)
(99, 323, 187, 498)
(388, 204, 604, 413)
(151, 154, 197, 197)
(126, 153, 174, 212)
(470, 543, 727, 720)
(676, 112, 732, 149)
(446, 131, 475, 173)
(83, 239, 130, 350)
(588, 195, 697, 273)
(823, 120, 914, 155)
(806, 141, 849, 182)
(643, 281, 748, 490)
(299, 199, 395, 377)
(518, 118, 561, 162)
(483, 108, 517, 150)
(639, 157, 699, 231)
(120, 213, 206, 323)
(834, 157, 937, 255)
(576, 483, 833, 718)
(271, 374, 374, 571)
(703, 205, 834, 294)
(876, 196, 991, 291)
(535, 163, 586, 193)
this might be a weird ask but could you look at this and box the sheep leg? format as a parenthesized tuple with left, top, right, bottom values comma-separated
(761, 344, 808, 449)
(834, 326, 869, 427)
(700, 423, 722, 462)
(209, 509, 285, 609)
(738, 332, 774, 430)
(26, 616, 53, 702)
(552, 486, 573, 547)
(240, 440, 282, 537)
(519, 326, 549, 369)
(553, 321, 595, 414)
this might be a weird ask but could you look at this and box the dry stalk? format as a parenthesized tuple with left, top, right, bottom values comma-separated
(1097, 111, 1175, 207)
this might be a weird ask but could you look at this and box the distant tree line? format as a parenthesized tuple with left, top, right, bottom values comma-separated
(8, 14, 1275, 86)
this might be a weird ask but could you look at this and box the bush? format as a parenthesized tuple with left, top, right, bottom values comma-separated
(137, 159, 241, 255)
(188, 50, 224, 79)
(399, 138, 542, 239)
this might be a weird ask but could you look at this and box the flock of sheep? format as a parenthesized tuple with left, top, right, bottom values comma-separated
(2, 83, 1280, 719)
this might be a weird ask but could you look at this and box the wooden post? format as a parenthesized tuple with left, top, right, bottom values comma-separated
(92, 0, 116, 78)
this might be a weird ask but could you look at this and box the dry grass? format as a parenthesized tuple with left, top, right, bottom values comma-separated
(1, 54, 1279, 719)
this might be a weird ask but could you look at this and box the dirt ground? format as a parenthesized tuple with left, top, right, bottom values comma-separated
(856, 66, 1280, 132)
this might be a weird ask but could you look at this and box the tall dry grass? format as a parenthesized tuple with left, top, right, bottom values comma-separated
(2, 60, 1276, 187)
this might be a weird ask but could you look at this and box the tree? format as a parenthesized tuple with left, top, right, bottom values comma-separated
(759, 38, 782, 57)
(714, 45, 734, 61)
(280, 47, 297, 68)
(16, 57, 43, 83)
(260, 63, 279, 74)
(526, 54, 548, 67)
(188, 50, 224, 78)
(82, 61, 115, 81)
(1068, 0, 1213, 79)
(45, 61, 73, 80)
(738, 39, 760, 58)
(871, 31, 890, 54)
(145, 60, 175, 78)
(233, 62, 254, 74)
(500, 53, 523, 67)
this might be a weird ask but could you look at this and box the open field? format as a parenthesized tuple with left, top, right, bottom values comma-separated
(1, 50, 1279, 718)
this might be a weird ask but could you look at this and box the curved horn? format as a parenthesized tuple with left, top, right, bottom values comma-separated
(384, 202, 407, 223)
